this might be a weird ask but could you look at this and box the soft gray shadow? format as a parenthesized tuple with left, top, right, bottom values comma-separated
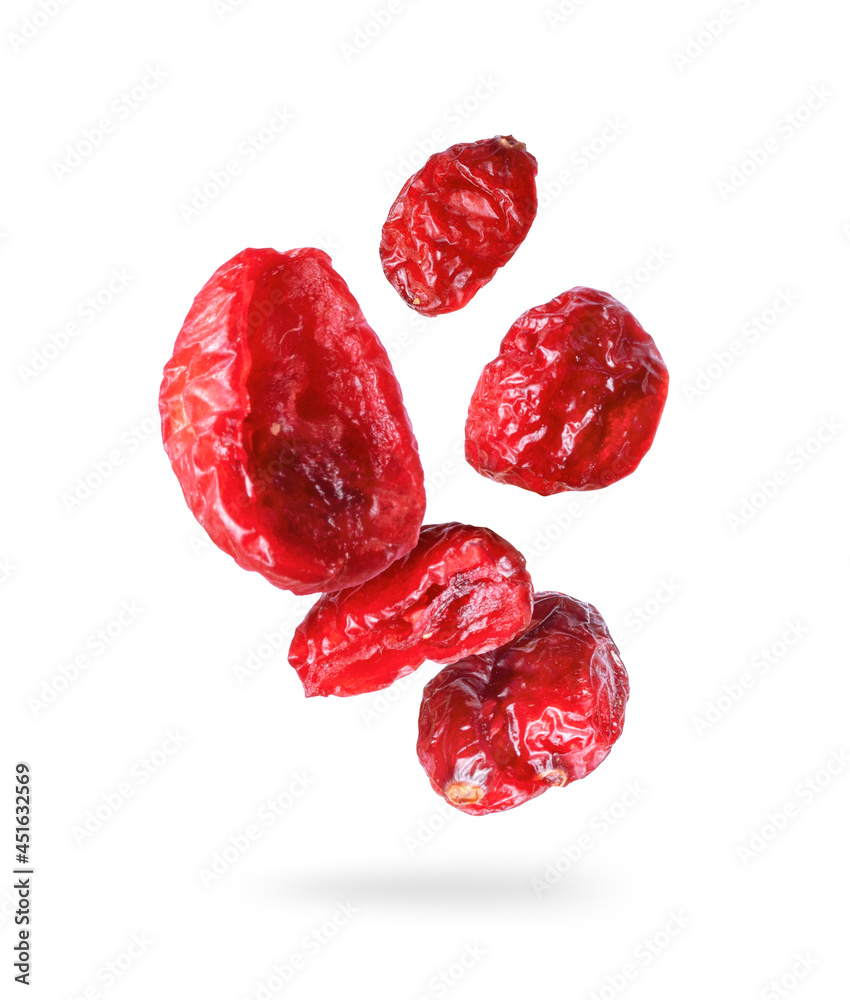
(256, 865, 615, 909)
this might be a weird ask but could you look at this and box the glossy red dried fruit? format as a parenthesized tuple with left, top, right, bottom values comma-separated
(482, 591, 628, 787)
(418, 592, 628, 815)
(465, 287, 669, 493)
(289, 522, 533, 698)
(380, 135, 538, 316)
(417, 657, 547, 816)
(159, 247, 426, 595)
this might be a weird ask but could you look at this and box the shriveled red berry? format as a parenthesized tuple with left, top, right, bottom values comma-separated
(380, 135, 538, 316)
(417, 592, 628, 814)
(417, 657, 548, 816)
(465, 287, 668, 493)
(159, 247, 426, 595)
(289, 522, 533, 698)
(483, 592, 628, 787)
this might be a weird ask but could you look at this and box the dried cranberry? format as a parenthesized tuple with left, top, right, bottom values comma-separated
(417, 658, 548, 816)
(380, 135, 538, 316)
(483, 592, 628, 787)
(465, 287, 669, 493)
(159, 247, 425, 595)
(289, 522, 533, 698)
(417, 592, 628, 814)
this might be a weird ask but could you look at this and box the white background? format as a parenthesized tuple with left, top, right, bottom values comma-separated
(2, 0, 848, 997)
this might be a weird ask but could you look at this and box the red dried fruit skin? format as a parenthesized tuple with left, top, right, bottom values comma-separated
(417, 657, 548, 817)
(380, 135, 538, 316)
(483, 592, 628, 787)
(289, 522, 533, 698)
(159, 247, 426, 595)
(465, 287, 669, 493)
(417, 592, 628, 814)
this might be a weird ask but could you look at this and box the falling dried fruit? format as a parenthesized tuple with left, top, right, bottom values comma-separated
(465, 287, 668, 493)
(159, 247, 426, 595)
(417, 655, 547, 816)
(289, 522, 533, 697)
(380, 135, 538, 316)
(417, 592, 628, 814)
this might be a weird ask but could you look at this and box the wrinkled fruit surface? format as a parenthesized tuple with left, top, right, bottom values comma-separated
(380, 135, 538, 316)
(417, 657, 547, 816)
(482, 591, 629, 786)
(417, 591, 628, 815)
(289, 522, 533, 697)
(159, 247, 426, 595)
(465, 287, 669, 493)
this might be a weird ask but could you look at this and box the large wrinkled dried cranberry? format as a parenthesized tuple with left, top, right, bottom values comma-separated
(380, 135, 538, 316)
(417, 592, 628, 814)
(159, 247, 426, 595)
(289, 522, 533, 698)
(466, 287, 668, 493)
